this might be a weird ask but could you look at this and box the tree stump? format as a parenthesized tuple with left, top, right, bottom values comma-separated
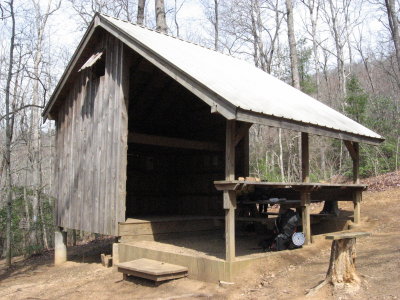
(307, 232, 370, 296)
(326, 238, 360, 286)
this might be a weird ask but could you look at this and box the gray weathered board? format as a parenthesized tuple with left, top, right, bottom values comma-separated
(117, 258, 188, 282)
(54, 32, 129, 235)
(325, 231, 371, 240)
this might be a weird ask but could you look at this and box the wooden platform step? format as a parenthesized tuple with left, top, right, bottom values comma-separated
(117, 258, 188, 282)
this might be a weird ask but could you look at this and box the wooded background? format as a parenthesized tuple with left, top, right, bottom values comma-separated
(0, 0, 399, 265)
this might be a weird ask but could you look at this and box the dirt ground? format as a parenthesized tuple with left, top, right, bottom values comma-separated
(1, 187, 399, 300)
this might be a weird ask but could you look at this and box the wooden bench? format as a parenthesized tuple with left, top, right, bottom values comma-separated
(117, 258, 188, 283)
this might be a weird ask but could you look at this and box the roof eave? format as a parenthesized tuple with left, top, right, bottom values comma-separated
(236, 108, 384, 145)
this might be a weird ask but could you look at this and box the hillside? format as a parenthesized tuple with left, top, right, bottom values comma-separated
(1, 174, 399, 299)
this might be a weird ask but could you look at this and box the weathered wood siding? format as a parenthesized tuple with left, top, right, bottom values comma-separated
(54, 33, 129, 235)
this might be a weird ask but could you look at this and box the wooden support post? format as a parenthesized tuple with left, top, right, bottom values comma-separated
(345, 140, 361, 223)
(353, 142, 360, 184)
(301, 132, 309, 183)
(353, 190, 361, 224)
(224, 120, 236, 262)
(243, 130, 250, 177)
(301, 191, 311, 245)
(344, 141, 360, 184)
(54, 227, 67, 265)
(301, 132, 311, 244)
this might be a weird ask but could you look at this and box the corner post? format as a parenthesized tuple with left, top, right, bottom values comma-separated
(353, 190, 361, 224)
(301, 191, 311, 245)
(301, 132, 311, 244)
(352, 142, 360, 184)
(225, 120, 236, 262)
(345, 141, 361, 224)
(54, 227, 67, 265)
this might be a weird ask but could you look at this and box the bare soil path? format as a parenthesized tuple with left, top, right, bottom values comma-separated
(1, 188, 399, 299)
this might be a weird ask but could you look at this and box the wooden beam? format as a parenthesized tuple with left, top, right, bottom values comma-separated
(344, 140, 360, 184)
(234, 122, 252, 146)
(344, 140, 356, 160)
(224, 120, 236, 262)
(301, 192, 311, 245)
(128, 132, 223, 151)
(301, 132, 309, 183)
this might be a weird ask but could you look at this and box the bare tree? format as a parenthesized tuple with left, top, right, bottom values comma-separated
(137, 0, 145, 25)
(173, 0, 186, 38)
(4, 0, 16, 267)
(28, 0, 60, 251)
(385, 0, 400, 74)
(155, 0, 167, 33)
(285, 0, 300, 89)
(301, 0, 321, 98)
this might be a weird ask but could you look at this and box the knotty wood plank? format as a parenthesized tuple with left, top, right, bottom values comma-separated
(325, 231, 370, 240)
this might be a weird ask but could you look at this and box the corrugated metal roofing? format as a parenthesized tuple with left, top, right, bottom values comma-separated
(100, 15, 382, 142)
(43, 13, 383, 144)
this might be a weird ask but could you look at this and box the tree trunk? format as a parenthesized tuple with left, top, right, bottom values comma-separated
(327, 239, 360, 286)
(285, 0, 301, 90)
(308, 238, 360, 295)
(155, 0, 168, 33)
(306, 0, 321, 98)
(385, 0, 400, 74)
(4, 0, 16, 267)
(328, 0, 346, 98)
(213, 0, 219, 51)
(137, 0, 145, 25)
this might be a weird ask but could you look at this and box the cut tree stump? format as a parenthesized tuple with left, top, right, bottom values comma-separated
(307, 231, 370, 296)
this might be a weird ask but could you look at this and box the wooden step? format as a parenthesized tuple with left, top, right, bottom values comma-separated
(117, 258, 188, 282)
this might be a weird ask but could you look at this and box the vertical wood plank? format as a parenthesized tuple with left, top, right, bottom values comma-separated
(353, 144, 361, 224)
(353, 190, 361, 224)
(115, 43, 130, 234)
(353, 142, 360, 184)
(301, 132, 311, 244)
(224, 119, 236, 262)
(243, 130, 250, 177)
(301, 191, 311, 245)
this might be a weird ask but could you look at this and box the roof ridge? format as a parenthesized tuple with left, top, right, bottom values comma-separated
(99, 13, 237, 59)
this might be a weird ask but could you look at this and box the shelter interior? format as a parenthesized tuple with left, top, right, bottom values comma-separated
(125, 49, 248, 218)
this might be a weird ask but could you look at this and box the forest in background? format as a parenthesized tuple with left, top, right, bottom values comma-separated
(0, 0, 399, 264)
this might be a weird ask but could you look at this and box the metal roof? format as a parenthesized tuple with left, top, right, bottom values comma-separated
(44, 14, 384, 145)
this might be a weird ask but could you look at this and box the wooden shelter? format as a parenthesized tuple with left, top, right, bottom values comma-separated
(44, 14, 383, 281)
